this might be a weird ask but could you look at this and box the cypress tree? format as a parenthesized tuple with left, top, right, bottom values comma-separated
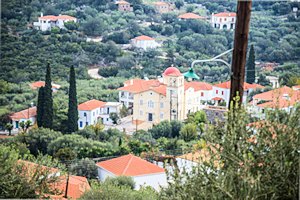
(246, 44, 256, 84)
(67, 66, 78, 133)
(42, 63, 53, 129)
(36, 87, 45, 127)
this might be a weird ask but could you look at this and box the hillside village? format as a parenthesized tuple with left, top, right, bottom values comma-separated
(1, 0, 300, 199)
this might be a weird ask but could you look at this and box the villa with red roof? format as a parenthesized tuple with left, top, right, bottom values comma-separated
(115, 1, 133, 12)
(212, 81, 264, 107)
(78, 99, 122, 129)
(96, 154, 167, 190)
(131, 35, 160, 50)
(178, 13, 206, 20)
(118, 66, 217, 129)
(211, 12, 236, 30)
(248, 86, 300, 118)
(30, 81, 61, 92)
(33, 13, 77, 31)
(10, 106, 37, 131)
(153, 2, 174, 13)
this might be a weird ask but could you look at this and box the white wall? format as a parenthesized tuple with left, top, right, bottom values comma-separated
(12, 117, 36, 131)
(176, 158, 198, 174)
(133, 173, 167, 191)
(131, 40, 160, 50)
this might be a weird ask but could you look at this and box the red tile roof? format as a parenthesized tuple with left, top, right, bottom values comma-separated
(163, 66, 182, 77)
(10, 107, 37, 120)
(132, 35, 155, 41)
(30, 81, 61, 89)
(115, 0, 130, 5)
(18, 160, 90, 199)
(213, 12, 236, 17)
(154, 2, 169, 6)
(52, 175, 91, 199)
(253, 86, 300, 108)
(185, 81, 213, 91)
(118, 79, 165, 95)
(214, 81, 264, 90)
(39, 15, 76, 21)
(178, 13, 205, 19)
(212, 97, 224, 101)
(78, 99, 106, 111)
(96, 154, 165, 176)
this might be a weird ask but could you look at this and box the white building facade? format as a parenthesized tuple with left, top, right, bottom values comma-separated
(10, 107, 37, 132)
(78, 99, 122, 129)
(131, 35, 160, 50)
(96, 154, 167, 191)
(211, 12, 236, 30)
(33, 13, 77, 31)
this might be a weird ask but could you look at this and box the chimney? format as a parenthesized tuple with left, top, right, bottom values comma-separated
(41, 12, 43, 17)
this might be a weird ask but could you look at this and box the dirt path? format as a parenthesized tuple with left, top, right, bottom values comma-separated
(88, 68, 104, 79)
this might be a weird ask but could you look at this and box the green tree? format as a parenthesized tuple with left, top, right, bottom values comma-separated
(5, 123, 13, 136)
(246, 44, 256, 84)
(175, 0, 184, 9)
(54, 147, 77, 162)
(0, 145, 60, 198)
(105, 176, 136, 189)
(161, 106, 300, 199)
(180, 123, 197, 142)
(16, 128, 63, 156)
(42, 64, 53, 129)
(36, 87, 45, 127)
(109, 112, 120, 125)
(67, 66, 78, 133)
(19, 120, 32, 133)
(70, 158, 98, 179)
(185, 111, 207, 133)
(149, 121, 172, 139)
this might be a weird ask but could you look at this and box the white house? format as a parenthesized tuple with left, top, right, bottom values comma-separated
(78, 99, 122, 129)
(212, 81, 264, 107)
(10, 107, 37, 132)
(211, 12, 236, 30)
(96, 154, 167, 191)
(33, 13, 77, 31)
(266, 76, 279, 88)
(131, 35, 160, 50)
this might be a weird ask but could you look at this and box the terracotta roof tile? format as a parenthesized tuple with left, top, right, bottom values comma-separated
(253, 86, 300, 108)
(116, 0, 130, 5)
(178, 13, 205, 19)
(96, 154, 165, 176)
(118, 79, 163, 94)
(213, 12, 236, 17)
(10, 107, 37, 120)
(30, 81, 61, 89)
(39, 15, 76, 21)
(154, 2, 169, 6)
(78, 99, 106, 111)
(185, 81, 213, 91)
(163, 66, 182, 77)
(214, 81, 264, 90)
(132, 35, 155, 41)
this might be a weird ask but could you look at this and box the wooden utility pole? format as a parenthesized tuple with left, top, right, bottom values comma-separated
(229, 0, 252, 108)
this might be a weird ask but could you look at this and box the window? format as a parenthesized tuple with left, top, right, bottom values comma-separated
(79, 121, 83, 128)
(86, 122, 89, 126)
(232, 18, 234, 22)
(160, 112, 164, 119)
(222, 91, 224, 95)
(201, 92, 204, 97)
(148, 113, 153, 121)
(224, 18, 227, 21)
(160, 102, 164, 108)
(140, 99, 143, 105)
(93, 112, 95, 116)
(107, 118, 109, 121)
(216, 90, 218, 94)
(148, 100, 154, 108)
(84, 112, 87, 117)
(140, 110, 143, 116)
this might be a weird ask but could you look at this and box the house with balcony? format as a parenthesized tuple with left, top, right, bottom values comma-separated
(78, 99, 122, 129)
(33, 13, 77, 31)
(153, 2, 174, 13)
(211, 12, 236, 30)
